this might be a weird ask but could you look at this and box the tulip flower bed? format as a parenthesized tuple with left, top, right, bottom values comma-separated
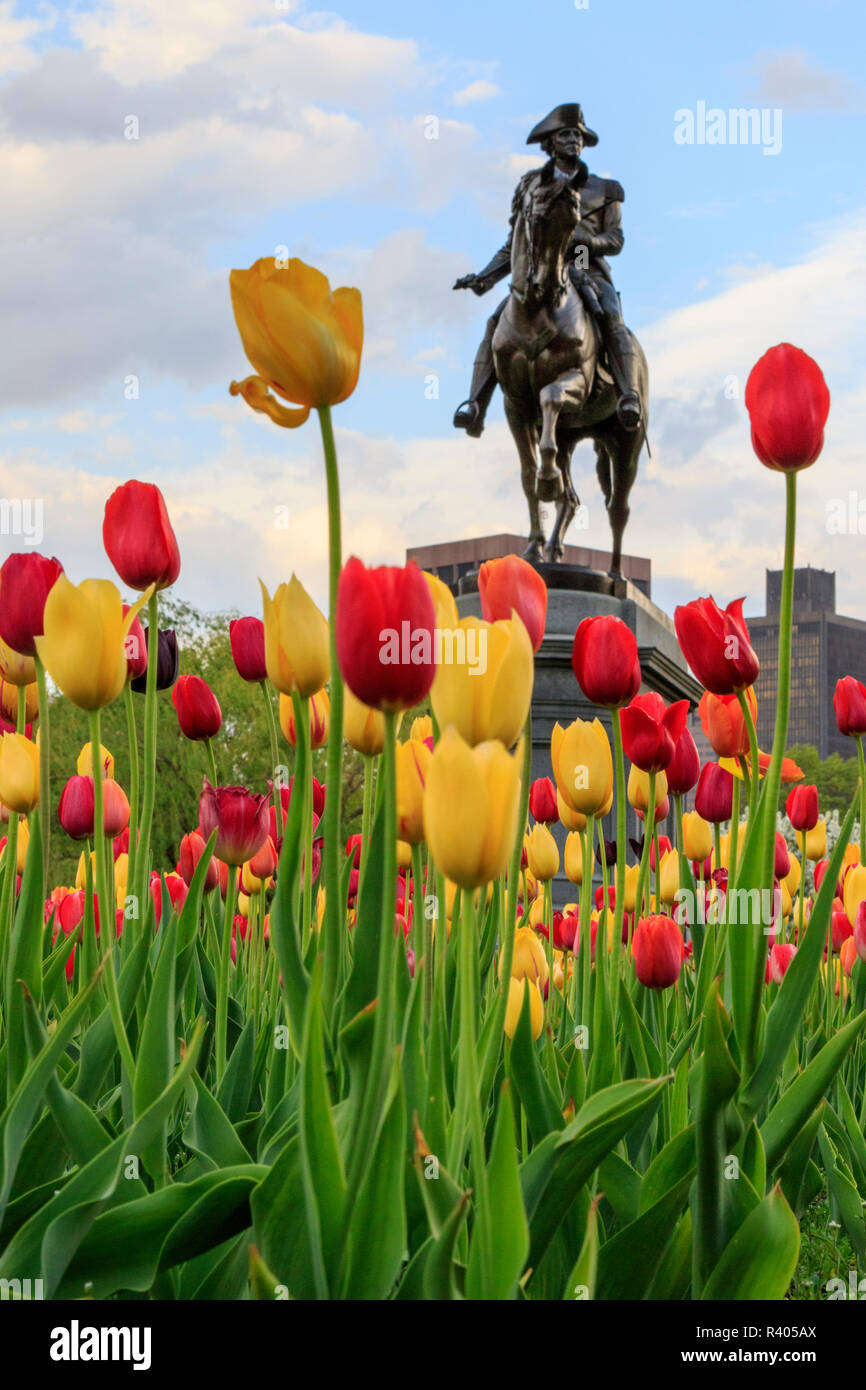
(1, 261, 865, 1303)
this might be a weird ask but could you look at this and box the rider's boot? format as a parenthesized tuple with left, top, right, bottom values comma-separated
(603, 321, 643, 432)
(454, 310, 500, 437)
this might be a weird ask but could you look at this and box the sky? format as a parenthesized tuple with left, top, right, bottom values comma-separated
(0, 0, 865, 624)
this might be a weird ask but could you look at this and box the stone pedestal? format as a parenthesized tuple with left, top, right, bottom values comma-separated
(457, 564, 703, 907)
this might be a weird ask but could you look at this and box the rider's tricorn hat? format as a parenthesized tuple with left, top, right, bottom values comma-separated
(526, 103, 598, 147)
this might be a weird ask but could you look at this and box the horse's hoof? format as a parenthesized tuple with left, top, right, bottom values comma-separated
(523, 541, 544, 564)
(536, 470, 563, 503)
(545, 543, 563, 564)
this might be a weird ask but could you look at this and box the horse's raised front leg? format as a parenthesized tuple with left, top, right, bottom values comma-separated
(537, 368, 590, 502)
(504, 396, 545, 563)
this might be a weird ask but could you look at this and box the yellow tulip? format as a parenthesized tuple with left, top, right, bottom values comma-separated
(237, 891, 250, 918)
(114, 853, 129, 892)
(280, 687, 330, 749)
(0, 679, 38, 723)
(682, 809, 713, 863)
(422, 572, 458, 631)
(622, 862, 641, 913)
(410, 714, 433, 743)
(551, 718, 612, 817)
(657, 849, 679, 905)
(316, 886, 326, 929)
(501, 925, 549, 987)
(396, 839, 413, 870)
(718, 822, 748, 871)
(528, 895, 548, 929)
(423, 727, 520, 889)
(557, 789, 586, 832)
(504, 976, 544, 1040)
(430, 615, 533, 749)
(804, 819, 827, 861)
(343, 684, 386, 756)
(784, 854, 801, 898)
(0, 733, 39, 813)
(627, 765, 668, 813)
(843, 843, 861, 870)
(844, 863, 866, 926)
(0, 637, 35, 686)
(521, 866, 539, 903)
(35, 577, 150, 710)
(526, 822, 559, 881)
(76, 850, 97, 890)
(229, 257, 363, 425)
(564, 830, 586, 884)
(0, 798, 8, 824)
(4, 815, 30, 872)
(78, 743, 115, 779)
(779, 878, 793, 918)
(396, 738, 432, 845)
(260, 576, 329, 698)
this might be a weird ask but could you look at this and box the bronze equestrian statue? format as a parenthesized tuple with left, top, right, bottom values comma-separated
(453, 104, 648, 574)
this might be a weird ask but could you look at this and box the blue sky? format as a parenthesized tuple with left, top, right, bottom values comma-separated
(0, 0, 865, 623)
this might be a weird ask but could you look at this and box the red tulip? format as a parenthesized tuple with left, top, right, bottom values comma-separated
(674, 596, 759, 695)
(151, 871, 189, 926)
(694, 762, 734, 824)
(635, 794, 670, 826)
(346, 833, 363, 868)
(649, 835, 673, 872)
(249, 835, 278, 881)
(230, 617, 268, 683)
(665, 727, 700, 796)
(632, 914, 684, 989)
(58, 775, 129, 840)
(553, 909, 578, 953)
(698, 688, 756, 759)
(786, 784, 818, 833)
(620, 692, 689, 773)
(122, 605, 148, 682)
(177, 830, 219, 892)
(854, 900, 866, 963)
(103, 480, 181, 591)
(172, 674, 222, 741)
(0, 553, 64, 656)
(833, 676, 866, 739)
(813, 860, 833, 898)
(766, 942, 796, 984)
(336, 557, 437, 711)
(529, 777, 558, 825)
(113, 827, 130, 861)
(571, 615, 641, 708)
(479, 555, 547, 652)
(831, 909, 853, 954)
(774, 832, 790, 881)
(199, 779, 269, 866)
(745, 343, 830, 473)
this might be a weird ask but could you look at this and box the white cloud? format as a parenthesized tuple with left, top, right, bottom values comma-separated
(0, 1, 53, 76)
(453, 80, 500, 106)
(749, 49, 866, 112)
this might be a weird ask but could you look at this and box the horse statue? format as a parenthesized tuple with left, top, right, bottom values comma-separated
(490, 163, 648, 575)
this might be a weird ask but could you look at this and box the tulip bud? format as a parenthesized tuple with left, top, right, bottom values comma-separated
(745, 342, 830, 473)
(632, 914, 684, 989)
(177, 830, 219, 892)
(479, 555, 547, 652)
(694, 761, 734, 824)
(571, 615, 641, 708)
(834, 675, 866, 739)
(261, 575, 330, 699)
(131, 627, 179, 693)
(682, 809, 713, 863)
(280, 687, 330, 749)
(665, 727, 701, 795)
(526, 823, 559, 882)
(343, 685, 387, 756)
(229, 617, 268, 683)
(529, 777, 558, 825)
(501, 925, 549, 987)
(0, 732, 39, 813)
(103, 481, 180, 591)
(564, 830, 586, 884)
(422, 728, 520, 889)
(804, 819, 827, 862)
(395, 738, 431, 845)
(0, 553, 64, 657)
(504, 976, 544, 1040)
(786, 783, 818, 833)
(0, 636, 36, 687)
(173, 674, 222, 741)
(627, 764, 668, 814)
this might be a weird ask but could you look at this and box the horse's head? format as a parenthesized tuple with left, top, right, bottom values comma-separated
(519, 166, 585, 306)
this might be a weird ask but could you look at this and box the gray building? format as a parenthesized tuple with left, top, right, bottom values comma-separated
(748, 567, 866, 759)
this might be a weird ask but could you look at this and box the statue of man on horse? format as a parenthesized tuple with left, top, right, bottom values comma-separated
(453, 103, 648, 575)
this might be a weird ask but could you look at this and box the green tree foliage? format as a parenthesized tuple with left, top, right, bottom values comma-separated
(786, 743, 860, 817)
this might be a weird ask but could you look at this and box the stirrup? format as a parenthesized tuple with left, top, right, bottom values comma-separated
(616, 393, 641, 431)
(453, 399, 484, 438)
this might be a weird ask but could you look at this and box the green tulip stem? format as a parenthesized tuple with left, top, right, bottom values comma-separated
(745, 470, 798, 1076)
(856, 736, 866, 865)
(494, 711, 532, 1051)
(579, 814, 596, 1026)
(796, 830, 807, 942)
(300, 695, 314, 934)
(610, 709, 628, 1014)
(135, 592, 160, 926)
(260, 680, 282, 830)
(215, 862, 239, 1088)
(205, 737, 219, 789)
(33, 656, 50, 899)
(460, 883, 493, 1296)
(89, 707, 135, 1086)
(634, 769, 657, 924)
(122, 682, 140, 920)
(736, 688, 761, 811)
(728, 774, 741, 899)
(359, 752, 375, 892)
(316, 404, 344, 1009)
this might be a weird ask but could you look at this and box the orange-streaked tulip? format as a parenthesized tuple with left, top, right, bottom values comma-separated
(430, 615, 533, 749)
(280, 688, 330, 749)
(78, 742, 114, 779)
(0, 636, 36, 686)
(422, 727, 520, 889)
(843, 862, 866, 927)
(0, 679, 38, 723)
(260, 576, 329, 699)
(410, 714, 433, 743)
(501, 925, 549, 987)
(230, 257, 363, 426)
(35, 577, 151, 710)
